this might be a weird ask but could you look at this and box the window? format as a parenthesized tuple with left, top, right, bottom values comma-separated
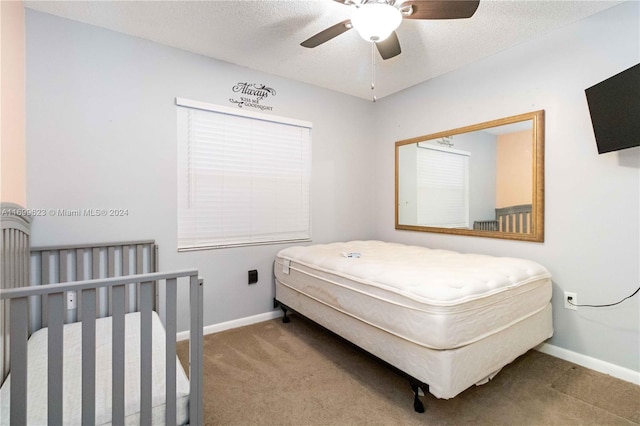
(416, 143, 470, 228)
(177, 98, 312, 250)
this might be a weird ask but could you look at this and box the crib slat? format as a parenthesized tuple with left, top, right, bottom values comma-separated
(91, 248, 100, 279)
(189, 275, 204, 426)
(15, 230, 21, 285)
(12, 229, 19, 286)
(60, 250, 76, 323)
(41, 251, 50, 327)
(108, 247, 115, 277)
(76, 248, 85, 321)
(59, 249, 68, 282)
(3, 229, 10, 286)
(13, 230, 19, 285)
(7, 229, 15, 289)
(76, 248, 85, 280)
(140, 281, 154, 424)
(112, 284, 126, 425)
(136, 244, 143, 311)
(22, 232, 29, 286)
(123, 245, 131, 312)
(48, 292, 65, 425)
(23, 232, 29, 285)
(14, 229, 19, 284)
(10, 297, 29, 426)
(9, 229, 14, 283)
(81, 288, 96, 426)
(92, 247, 101, 315)
(17, 230, 23, 285)
(108, 246, 115, 316)
(165, 278, 177, 424)
(150, 244, 158, 311)
(136, 244, 143, 273)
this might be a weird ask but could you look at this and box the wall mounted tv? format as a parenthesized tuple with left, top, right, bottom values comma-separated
(585, 63, 639, 154)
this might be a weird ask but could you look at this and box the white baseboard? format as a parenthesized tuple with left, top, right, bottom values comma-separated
(176, 310, 283, 342)
(536, 343, 640, 385)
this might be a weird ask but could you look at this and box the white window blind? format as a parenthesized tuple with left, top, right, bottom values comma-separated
(416, 144, 470, 228)
(177, 98, 312, 250)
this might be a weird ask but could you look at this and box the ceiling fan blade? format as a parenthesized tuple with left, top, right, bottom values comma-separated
(376, 31, 401, 60)
(402, 1, 480, 20)
(301, 20, 353, 48)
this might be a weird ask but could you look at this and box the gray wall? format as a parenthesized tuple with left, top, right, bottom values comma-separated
(373, 2, 639, 372)
(25, 10, 376, 331)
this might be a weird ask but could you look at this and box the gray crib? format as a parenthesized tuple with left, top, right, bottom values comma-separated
(0, 206, 203, 425)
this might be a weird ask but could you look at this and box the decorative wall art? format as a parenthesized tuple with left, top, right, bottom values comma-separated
(229, 82, 277, 111)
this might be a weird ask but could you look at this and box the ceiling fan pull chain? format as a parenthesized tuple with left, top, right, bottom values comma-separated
(371, 41, 377, 102)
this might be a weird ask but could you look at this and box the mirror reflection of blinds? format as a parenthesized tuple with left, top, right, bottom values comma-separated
(416, 145, 470, 228)
(177, 99, 312, 250)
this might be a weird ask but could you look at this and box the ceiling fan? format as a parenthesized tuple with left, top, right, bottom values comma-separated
(301, 0, 481, 60)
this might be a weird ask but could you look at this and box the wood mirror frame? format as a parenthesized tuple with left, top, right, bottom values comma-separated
(395, 110, 544, 242)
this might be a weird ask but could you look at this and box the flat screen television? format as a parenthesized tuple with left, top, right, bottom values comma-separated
(585, 63, 640, 154)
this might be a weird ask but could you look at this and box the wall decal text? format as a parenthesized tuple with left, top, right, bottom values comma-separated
(229, 82, 276, 111)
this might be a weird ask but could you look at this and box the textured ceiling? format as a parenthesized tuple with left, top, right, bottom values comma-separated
(25, 0, 624, 100)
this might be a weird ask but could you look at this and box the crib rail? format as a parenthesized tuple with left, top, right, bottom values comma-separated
(496, 204, 532, 233)
(0, 270, 203, 426)
(30, 240, 158, 330)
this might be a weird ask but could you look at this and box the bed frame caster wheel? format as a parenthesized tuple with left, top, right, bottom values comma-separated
(281, 306, 291, 323)
(413, 395, 425, 413)
(411, 382, 426, 413)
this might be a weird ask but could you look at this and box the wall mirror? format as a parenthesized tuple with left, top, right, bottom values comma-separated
(395, 110, 544, 242)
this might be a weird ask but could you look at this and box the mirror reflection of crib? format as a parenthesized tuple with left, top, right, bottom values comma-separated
(473, 204, 532, 234)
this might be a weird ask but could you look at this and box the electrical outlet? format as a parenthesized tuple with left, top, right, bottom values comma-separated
(67, 291, 77, 310)
(564, 291, 577, 310)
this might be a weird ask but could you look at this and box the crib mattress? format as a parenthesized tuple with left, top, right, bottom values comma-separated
(0, 311, 190, 425)
(275, 240, 552, 350)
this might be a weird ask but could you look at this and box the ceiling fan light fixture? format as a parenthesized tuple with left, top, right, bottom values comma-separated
(351, 3, 402, 42)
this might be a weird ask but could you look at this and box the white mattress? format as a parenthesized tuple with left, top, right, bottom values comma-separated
(0, 311, 190, 425)
(275, 240, 552, 349)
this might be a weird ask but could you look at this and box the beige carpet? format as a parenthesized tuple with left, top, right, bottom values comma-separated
(177, 314, 640, 425)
